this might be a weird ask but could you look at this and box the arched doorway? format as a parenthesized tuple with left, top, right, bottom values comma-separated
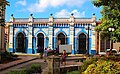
(57, 33, 66, 45)
(37, 33, 44, 53)
(78, 33, 87, 54)
(16, 32, 26, 53)
(57, 33, 66, 52)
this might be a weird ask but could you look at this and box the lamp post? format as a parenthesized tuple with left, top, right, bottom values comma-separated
(108, 27, 115, 54)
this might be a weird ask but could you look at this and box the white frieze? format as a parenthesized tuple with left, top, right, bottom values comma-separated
(14, 28, 19, 36)
(54, 28, 60, 35)
(75, 28, 82, 35)
(23, 28, 28, 36)
(42, 28, 48, 35)
(62, 28, 69, 35)
(34, 28, 40, 35)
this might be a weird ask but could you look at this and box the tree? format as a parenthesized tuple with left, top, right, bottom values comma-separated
(92, 0, 120, 42)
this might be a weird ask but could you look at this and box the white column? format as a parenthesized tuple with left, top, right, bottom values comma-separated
(91, 31, 96, 50)
(49, 27, 53, 49)
(70, 26, 74, 53)
(9, 26, 13, 49)
(28, 26, 32, 49)
(91, 23, 96, 54)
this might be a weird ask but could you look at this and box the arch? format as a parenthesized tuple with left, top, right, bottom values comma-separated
(37, 33, 44, 53)
(15, 31, 27, 38)
(56, 32, 67, 49)
(78, 33, 87, 54)
(77, 29, 87, 36)
(35, 30, 46, 37)
(16, 32, 26, 53)
(56, 31, 67, 36)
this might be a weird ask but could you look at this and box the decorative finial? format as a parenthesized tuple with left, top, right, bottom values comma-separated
(71, 13, 74, 16)
(50, 13, 53, 16)
(30, 14, 33, 16)
(93, 13, 95, 15)
(11, 14, 13, 17)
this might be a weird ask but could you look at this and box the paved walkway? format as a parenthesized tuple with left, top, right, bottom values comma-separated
(0, 55, 85, 74)
(0, 56, 37, 71)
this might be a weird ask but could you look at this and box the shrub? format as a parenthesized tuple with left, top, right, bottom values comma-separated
(82, 60, 120, 74)
(30, 63, 41, 73)
(67, 70, 80, 74)
(1, 52, 18, 62)
(80, 57, 98, 73)
(7, 69, 27, 74)
(7, 63, 41, 74)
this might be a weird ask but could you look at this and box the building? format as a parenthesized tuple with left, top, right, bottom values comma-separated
(96, 22, 120, 54)
(6, 14, 98, 54)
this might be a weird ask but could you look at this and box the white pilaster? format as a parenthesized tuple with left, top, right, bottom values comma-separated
(48, 26, 53, 49)
(9, 26, 13, 48)
(70, 26, 74, 50)
(28, 25, 32, 48)
(91, 31, 96, 50)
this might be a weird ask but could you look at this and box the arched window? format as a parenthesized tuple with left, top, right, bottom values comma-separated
(16, 32, 26, 53)
(37, 33, 44, 53)
(78, 33, 87, 54)
(57, 33, 66, 45)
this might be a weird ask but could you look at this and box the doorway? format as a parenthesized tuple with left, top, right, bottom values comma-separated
(78, 33, 87, 54)
(37, 33, 44, 53)
(16, 32, 26, 53)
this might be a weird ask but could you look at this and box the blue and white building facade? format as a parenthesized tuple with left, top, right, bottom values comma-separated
(6, 14, 97, 54)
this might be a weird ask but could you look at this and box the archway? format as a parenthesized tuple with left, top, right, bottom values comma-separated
(57, 33, 66, 45)
(37, 33, 44, 53)
(78, 33, 87, 54)
(56, 33, 66, 52)
(16, 32, 26, 53)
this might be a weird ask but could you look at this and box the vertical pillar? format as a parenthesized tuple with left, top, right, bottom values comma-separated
(33, 37, 36, 53)
(90, 24, 96, 54)
(96, 31, 99, 55)
(67, 36, 70, 44)
(53, 36, 56, 49)
(70, 27, 74, 54)
(48, 56, 60, 74)
(9, 26, 13, 52)
(27, 25, 32, 54)
(44, 37, 47, 48)
(49, 27, 53, 49)
(13, 36, 16, 52)
(74, 37, 77, 54)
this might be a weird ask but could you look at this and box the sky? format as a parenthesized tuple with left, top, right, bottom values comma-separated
(5, 0, 102, 22)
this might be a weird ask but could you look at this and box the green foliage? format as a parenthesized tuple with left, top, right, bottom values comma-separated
(47, 52, 53, 56)
(82, 60, 120, 74)
(80, 57, 98, 73)
(1, 52, 18, 61)
(8, 69, 27, 74)
(30, 63, 41, 73)
(7, 63, 41, 74)
(92, 0, 120, 42)
(67, 70, 80, 74)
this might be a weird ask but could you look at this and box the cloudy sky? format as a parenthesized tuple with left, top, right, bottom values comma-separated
(6, 0, 102, 22)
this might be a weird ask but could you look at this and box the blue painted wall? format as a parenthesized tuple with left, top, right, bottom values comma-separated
(9, 23, 95, 55)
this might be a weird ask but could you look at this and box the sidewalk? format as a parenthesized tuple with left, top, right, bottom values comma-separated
(0, 55, 85, 74)
(0, 56, 38, 71)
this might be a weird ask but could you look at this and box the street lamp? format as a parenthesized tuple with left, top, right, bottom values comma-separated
(108, 27, 115, 54)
